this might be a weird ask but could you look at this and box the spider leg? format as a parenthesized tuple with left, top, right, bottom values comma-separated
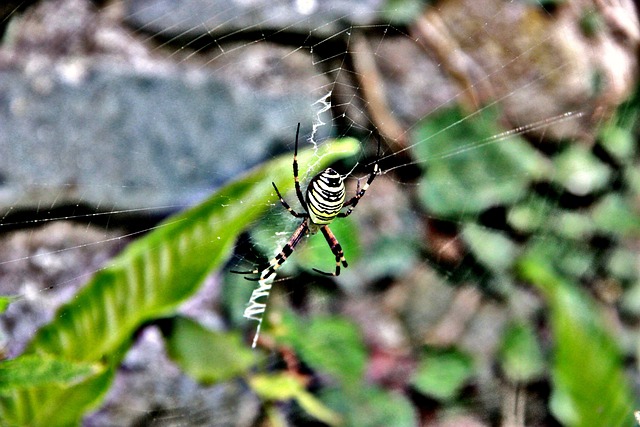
(337, 162, 379, 218)
(312, 225, 348, 276)
(341, 178, 361, 209)
(339, 137, 382, 217)
(293, 123, 307, 210)
(231, 221, 309, 281)
(272, 182, 308, 218)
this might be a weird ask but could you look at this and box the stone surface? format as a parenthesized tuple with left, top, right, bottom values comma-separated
(124, 0, 385, 39)
(0, 0, 331, 213)
(0, 221, 128, 357)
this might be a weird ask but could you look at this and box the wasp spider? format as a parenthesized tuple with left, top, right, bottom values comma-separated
(233, 123, 380, 281)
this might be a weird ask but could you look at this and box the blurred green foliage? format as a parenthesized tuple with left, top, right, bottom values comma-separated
(250, 373, 342, 426)
(278, 312, 368, 391)
(274, 311, 418, 425)
(321, 385, 416, 427)
(518, 252, 636, 426)
(382, 0, 429, 24)
(498, 321, 545, 383)
(223, 96, 640, 425)
(163, 316, 257, 384)
(411, 348, 474, 401)
(409, 98, 640, 425)
(413, 107, 550, 216)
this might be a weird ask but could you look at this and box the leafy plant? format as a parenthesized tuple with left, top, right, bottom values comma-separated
(410, 103, 640, 425)
(518, 250, 637, 426)
(277, 311, 417, 426)
(0, 137, 359, 425)
(162, 316, 256, 384)
(498, 321, 545, 383)
(411, 348, 474, 401)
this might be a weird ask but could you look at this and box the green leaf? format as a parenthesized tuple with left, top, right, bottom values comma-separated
(0, 363, 114, 426)
(525, 235, 595, 280)
(0, 138, 359, 426)
(551, 211, 595, 240)
(592, 194, 640, 237)
(552, 145, 612, 196)
(355, 234, 418, 280)
(599, 123, 636, 163)
(498, 322, 545, 383)
(0, 296, 16, 314)
(413, 107, 550, 216)
(606, 248, 638, 282)
(321, 385, 417, 427)
(0, 354, 102, 394)
(221, 270, 260, 328)
(517, 252, 637, 426)
(250, 373, 342, 426)
(507, 196, 554, 233)
(463, 223, 518, 272)
(509, 198, 596, 241)
(411, 348, 474, 401)
(279, 313, 367, 390)
(163, 316, 257, 384)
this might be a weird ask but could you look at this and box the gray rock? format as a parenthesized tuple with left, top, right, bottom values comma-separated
(125, 0, 385, 39)
(0, 0, 332, 213)
(0, 221, 127, 357)
(0, 59, 328, 211)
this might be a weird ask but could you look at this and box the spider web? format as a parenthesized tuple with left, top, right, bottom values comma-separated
(0, 0, 638, 425)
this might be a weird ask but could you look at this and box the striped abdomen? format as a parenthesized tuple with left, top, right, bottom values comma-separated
(306, 168, 345, 225)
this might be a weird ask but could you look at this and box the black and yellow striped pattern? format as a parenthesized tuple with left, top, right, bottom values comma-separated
(306, 168, 346, 225)
(232, 122, 380, 280)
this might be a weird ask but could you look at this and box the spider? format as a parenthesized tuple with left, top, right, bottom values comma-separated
(232, 123, 380, 281)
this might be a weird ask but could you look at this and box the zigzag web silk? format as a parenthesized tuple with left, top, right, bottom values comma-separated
(243, 91, 333, 348)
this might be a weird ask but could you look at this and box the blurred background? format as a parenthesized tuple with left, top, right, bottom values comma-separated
(0, 0, 639, 425)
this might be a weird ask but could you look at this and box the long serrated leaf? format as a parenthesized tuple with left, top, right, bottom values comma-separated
(0, 137, 359, 426)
